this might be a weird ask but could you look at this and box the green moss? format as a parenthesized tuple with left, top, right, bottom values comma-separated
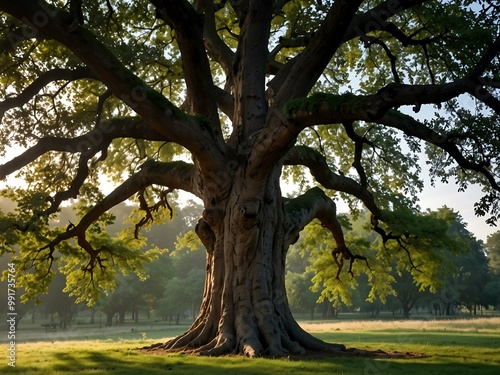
(143, 159, 194, 174)
(284, 92, 365, 115)
(285, 187, 325, 214)
(386, 109, 414, 121)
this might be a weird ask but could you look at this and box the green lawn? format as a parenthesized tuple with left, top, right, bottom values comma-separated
(2, 318, 500, 374)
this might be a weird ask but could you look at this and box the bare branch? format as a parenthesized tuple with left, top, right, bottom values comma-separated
(0, 67, 94, 121)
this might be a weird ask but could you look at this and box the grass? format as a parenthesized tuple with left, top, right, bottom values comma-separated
(2, 317, 500, 374)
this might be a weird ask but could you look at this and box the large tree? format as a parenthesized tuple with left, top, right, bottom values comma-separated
(0, 0, 499, 357)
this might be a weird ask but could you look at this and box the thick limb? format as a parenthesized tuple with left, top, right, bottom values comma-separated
(284, 187, 366, 267)
(284, 145, 381, 216)
(37, 160, 197, 263)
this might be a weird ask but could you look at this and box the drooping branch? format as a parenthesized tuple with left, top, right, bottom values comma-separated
(283, 145, 426, 259)
(0, 67, 94, 121)
(40, 160, 197, 254)
(135, 187, 174, 238)
(364, 37, 400, 83)
(342, 122, 373, 189)
(284, 187, 368, 278)
(284, 145, 381, 216)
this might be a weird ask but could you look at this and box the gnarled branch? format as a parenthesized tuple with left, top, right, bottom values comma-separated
(0, 67, 94, 121)
(284, 145, 381, 215)
(39, 159, 197, 253)
(284, 187, 368, 278)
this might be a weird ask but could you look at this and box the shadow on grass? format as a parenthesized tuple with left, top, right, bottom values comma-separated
(316, 330, 500, 349)
(4, 348, 500, 375)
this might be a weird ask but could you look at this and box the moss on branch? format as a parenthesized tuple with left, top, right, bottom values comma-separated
(141, 159, 194, 174)
(285, 187, 326, 215)
(284, 92, 367, 116)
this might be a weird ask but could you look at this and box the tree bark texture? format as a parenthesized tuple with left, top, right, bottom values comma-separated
(146, 166, 344, 357)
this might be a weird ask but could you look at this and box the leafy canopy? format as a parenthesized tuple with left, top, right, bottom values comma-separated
(0, 0, 499, 304)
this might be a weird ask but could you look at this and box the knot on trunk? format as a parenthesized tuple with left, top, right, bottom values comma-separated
(239, 200, 261, 218)
(203, 207, 223, 227)
(195, 218, 216, 254)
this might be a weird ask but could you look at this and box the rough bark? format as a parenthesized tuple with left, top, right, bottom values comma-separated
(146, 167, 346, 357)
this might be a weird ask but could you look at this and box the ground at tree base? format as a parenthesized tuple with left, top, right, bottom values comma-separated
(139, 343, 425, 360)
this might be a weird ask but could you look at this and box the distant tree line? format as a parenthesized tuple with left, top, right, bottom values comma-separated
(0, 199, 206, 328)
(2, 202, 499, 327)
(286, 207, 500, 319)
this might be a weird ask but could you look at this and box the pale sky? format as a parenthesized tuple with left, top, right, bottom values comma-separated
(417, 167, 494, 242)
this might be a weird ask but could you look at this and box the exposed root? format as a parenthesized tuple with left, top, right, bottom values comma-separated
(140, 341, 422, 360)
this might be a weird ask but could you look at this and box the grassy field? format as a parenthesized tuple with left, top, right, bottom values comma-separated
(2, 317, 500, 374)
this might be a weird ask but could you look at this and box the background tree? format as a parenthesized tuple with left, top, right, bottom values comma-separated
(486, 231, 500, 275)
(286, 270, 321, 320)
(390, 269, 420, 319)
(1, 0, 499, 357)
(40, 271, 82, 329)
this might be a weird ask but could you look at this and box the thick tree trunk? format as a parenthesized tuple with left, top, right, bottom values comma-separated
(147, 170, 344, 357)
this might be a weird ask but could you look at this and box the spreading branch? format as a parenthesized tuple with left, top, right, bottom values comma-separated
(0, 117, 169, 180)
(284, 145, 381, 215)
(39, 160, 196, 256)
(284, 187, 368, 278)
(0, 0, 227, 172)
(0, 67, 94, 121)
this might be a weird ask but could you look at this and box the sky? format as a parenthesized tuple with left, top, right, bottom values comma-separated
(417, 167, 494, 242)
